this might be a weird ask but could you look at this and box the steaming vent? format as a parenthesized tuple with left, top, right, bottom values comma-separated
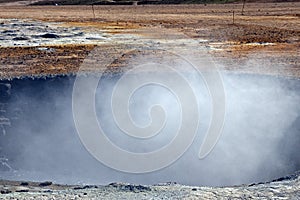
(0, 72, 299, 186)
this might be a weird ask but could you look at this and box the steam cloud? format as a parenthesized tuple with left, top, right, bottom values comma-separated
(0, 58, 299, 186)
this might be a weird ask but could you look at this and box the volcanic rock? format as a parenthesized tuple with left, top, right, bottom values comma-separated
(39, 33, 60, 39)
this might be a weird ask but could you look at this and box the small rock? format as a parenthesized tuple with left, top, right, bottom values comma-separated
(43, 189, 53, 193)
(39, 33, 60, 38)
(120, 184, 151, 192)
(0, 189, 12, 194)
(20, 182, 29, 186)
(108, 183, 119, 187)
(135, 185, 151, 192)
(2, 30, 15, 34)
(16, 189, 29, 192)
(74, 185, 95, 190)
(39, 181, 52, 187)
(13, 37, 28, 41)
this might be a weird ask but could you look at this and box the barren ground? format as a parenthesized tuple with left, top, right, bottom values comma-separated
(0, 172, 299, 199)
(0, 2, 299, 79)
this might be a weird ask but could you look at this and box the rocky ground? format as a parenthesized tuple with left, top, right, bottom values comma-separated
(0, 172, 299, 199)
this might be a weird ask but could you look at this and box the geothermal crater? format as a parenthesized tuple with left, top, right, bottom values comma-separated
(0, 73, 299, 186)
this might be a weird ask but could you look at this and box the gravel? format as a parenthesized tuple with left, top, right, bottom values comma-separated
(0, 172, 299, 199)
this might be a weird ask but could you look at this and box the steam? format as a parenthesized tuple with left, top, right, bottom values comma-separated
(0, 60, 299, 186)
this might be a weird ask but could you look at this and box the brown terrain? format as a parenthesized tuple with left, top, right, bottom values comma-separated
(0, 2, 299, 79)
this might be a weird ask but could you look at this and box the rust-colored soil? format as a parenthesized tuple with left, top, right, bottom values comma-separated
(0, 3, 299, 79)
(0, 45, 95, 79)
